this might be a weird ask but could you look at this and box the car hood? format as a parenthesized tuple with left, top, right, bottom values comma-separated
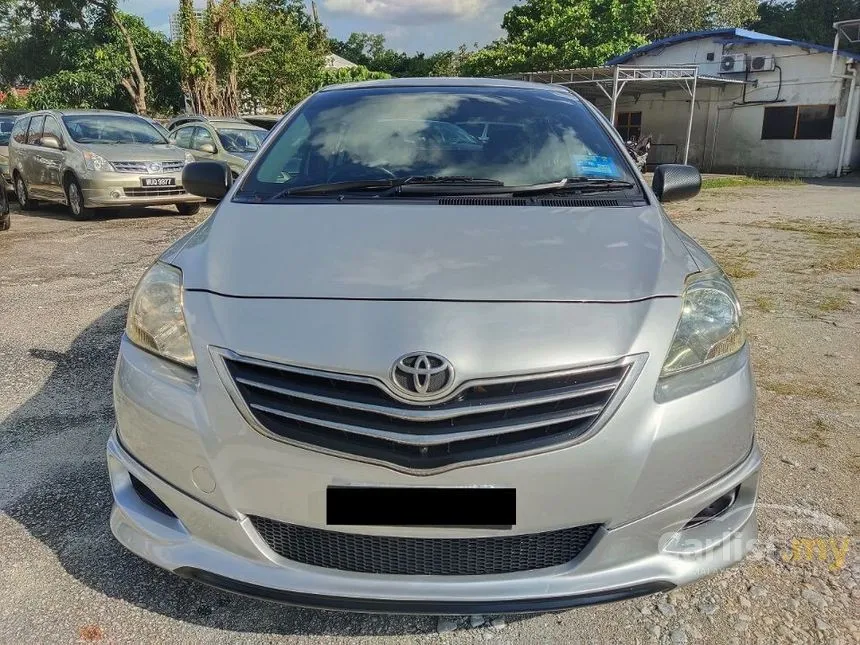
(172, 203, 699, 302)
(79, 143, 186, 162)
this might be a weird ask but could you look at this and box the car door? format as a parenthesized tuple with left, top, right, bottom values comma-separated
(37, 115, 66, 201)
(23, 115, 47, 198)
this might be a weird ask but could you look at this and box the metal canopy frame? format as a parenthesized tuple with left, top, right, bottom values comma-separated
(516, 66, 745, 165)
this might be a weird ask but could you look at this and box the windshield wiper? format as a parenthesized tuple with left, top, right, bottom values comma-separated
(265, 176, 503, 200)
(511, 177, 635, 196)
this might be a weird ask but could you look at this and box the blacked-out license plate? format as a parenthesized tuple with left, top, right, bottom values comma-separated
(141, 177, 176, 187)
(327, 487, 516, 528)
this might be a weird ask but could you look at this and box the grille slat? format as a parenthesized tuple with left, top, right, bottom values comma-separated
(113, 160, 185, 173)
(123, 186, 187, 197)
(249, 518, 601, 576)
(249, 401, 605, 446)
(222, 354, 630, 470)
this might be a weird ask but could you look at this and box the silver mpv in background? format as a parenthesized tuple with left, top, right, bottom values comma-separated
(110, 78, 759, 614)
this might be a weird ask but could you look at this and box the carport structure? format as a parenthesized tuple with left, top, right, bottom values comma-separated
(512, 66, 747, 165)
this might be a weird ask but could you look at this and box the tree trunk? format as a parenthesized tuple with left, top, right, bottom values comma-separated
(110, 11, 147, 114)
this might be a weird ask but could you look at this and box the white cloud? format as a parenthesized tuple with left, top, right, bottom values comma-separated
(324, 0, 494, 23)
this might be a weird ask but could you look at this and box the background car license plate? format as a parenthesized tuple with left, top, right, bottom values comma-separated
(141, 177, 175, 187)
(327, 487, 516, 528)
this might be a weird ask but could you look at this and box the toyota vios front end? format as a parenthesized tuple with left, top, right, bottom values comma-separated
(108, 79, 759, 614)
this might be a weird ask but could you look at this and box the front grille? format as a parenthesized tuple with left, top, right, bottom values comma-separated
(123, 186, 187, 197)
(249, 517, 600, 575)
(113, 160, 185, 173)
(222, 353, 632, 470)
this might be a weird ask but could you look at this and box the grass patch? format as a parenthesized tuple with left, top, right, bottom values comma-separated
(701, 176, 803, 190)
(793, 418, 832, 449)
(744, 219, 860, 240)
(819, 295, 850, 312)
(820, 245, 860, 272)
(710, 248, 757, 279)
(753, 296, 775, 311)
(762, 381, 835, 400)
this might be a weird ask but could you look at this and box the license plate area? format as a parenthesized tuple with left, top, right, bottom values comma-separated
(327, 487, 516, 528)
(141, 177, 176, 187)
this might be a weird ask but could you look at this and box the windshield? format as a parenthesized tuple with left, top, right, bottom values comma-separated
(241, 86, 635, 197)
(61, 114, 168, 145)
(0, 117, 16, 146)
(217, 127, 266, 153)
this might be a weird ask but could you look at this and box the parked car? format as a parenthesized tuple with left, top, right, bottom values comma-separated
(110, 78, 758, 614)
(168, 117, 267, 177)
(0, 109, 27, 188)
(0, 173, 9, 230)
(164, 114, 207, 132)
(241, 114, 283, 130)
(8, 109, 203, 220)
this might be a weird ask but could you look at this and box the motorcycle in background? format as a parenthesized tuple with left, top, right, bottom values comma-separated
(625, 134, 652, 172)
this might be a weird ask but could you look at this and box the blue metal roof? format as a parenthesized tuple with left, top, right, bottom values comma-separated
(607, 28, 860, 64)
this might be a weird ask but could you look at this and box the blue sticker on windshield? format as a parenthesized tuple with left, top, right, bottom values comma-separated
(573, 155, 620, 178)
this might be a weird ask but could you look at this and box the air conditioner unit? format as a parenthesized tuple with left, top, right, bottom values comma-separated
(749, 54, 776, 72)
(719, 53, 747, 74)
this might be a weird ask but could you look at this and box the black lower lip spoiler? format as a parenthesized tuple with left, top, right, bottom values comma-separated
(174, 567, 673, 615)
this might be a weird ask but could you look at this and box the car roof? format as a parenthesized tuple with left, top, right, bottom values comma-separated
(55, 109, 145, 117)
(317, 77, 577, 95)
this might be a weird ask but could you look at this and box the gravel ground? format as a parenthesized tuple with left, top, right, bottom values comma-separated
(0, 184, 858, 644)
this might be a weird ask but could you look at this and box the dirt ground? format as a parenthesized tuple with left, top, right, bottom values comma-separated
(0, 180, 858, 644)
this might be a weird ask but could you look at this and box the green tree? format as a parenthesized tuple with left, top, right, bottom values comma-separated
(237, 0, 328, 112)
(650, 0, 759, 39)
(462, 0, 656, 76)
(0, 1, 176, 113)
(755, 0, 860, 50)
(318, 65, 391, 87)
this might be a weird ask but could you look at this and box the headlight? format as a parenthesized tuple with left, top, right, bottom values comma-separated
(83, 151, 115, 172)
(126, 262, 196, 368)
(184, 152, 195, 165)
(660, 269, 745, 378)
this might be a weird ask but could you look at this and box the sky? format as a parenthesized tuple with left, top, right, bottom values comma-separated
(122, 0, 508, 54)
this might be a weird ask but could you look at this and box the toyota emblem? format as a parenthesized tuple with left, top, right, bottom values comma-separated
(391, 352, 455, 399)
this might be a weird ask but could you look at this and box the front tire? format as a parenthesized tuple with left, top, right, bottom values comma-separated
(15, 173, 37, 211)
(65, 177, 94, 221)
(176, 203, 201, 216)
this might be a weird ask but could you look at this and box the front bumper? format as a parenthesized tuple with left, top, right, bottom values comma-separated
(80, 173, 204, 208)
(109, 430, 759, 613)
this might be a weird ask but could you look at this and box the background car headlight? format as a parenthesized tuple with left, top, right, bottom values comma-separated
(83, 151, 115, 172)
(184, 152, 195, 165)
(126, 262, 196, 368)
(660, 269, 745, 378)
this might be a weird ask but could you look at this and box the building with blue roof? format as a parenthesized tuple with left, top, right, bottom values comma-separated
(515, 28, 860, 177)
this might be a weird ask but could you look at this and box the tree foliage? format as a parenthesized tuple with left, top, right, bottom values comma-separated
(461, 0, 655, 76)
(650, 0, 759, 39)
(179, 0, 327, 115)
(329, 33, 471, 78)
(0, 1, 179, 114)
(755, 0, 860, 50)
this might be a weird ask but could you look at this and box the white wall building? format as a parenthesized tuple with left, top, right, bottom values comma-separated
(169, 9, 205, 42)
(520, 29, 860, 177)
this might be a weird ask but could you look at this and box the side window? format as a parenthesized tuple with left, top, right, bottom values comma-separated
(42, 116, 64, 145)
(12, 117, 30, 144)
(174, 127, 194, 149)
(26, 116, 45, 145)
(193, 126, 215, 150)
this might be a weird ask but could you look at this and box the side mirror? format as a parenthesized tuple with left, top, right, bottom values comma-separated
(40, 135, 63, 150)
(183, 161, 233, 200)
(652, 164, 701, 203)
(197, 142, 217, 154)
